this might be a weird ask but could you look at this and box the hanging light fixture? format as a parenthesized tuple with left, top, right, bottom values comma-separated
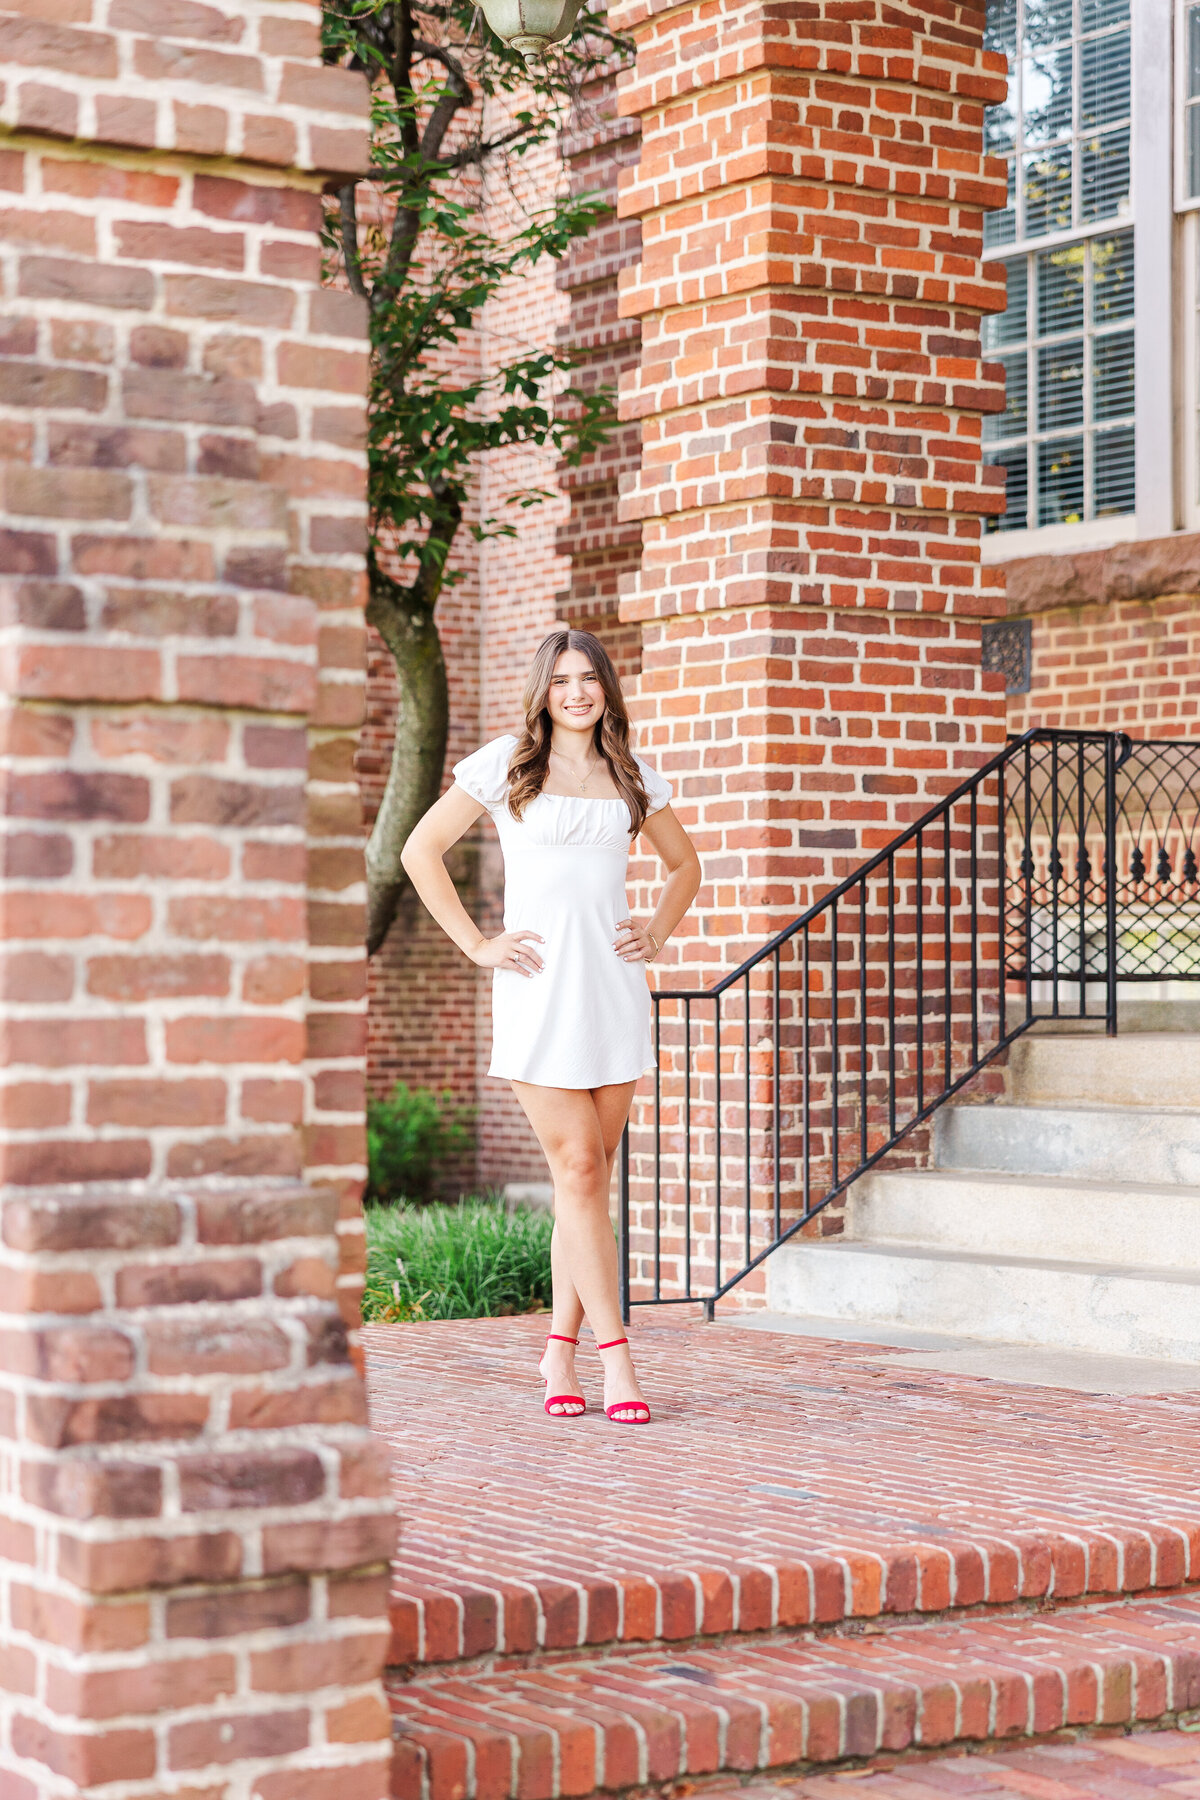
(477, 0, 584, 62)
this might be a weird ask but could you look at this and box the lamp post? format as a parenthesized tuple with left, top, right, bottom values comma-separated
(475, 0, 584, 61)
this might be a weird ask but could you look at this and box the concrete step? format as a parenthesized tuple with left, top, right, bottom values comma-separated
(935, 1100, 1200, 1185)
(388, 1594, 1200, 1799)
(849, 1167, 1200, 1267)
(1007, 1032, 1200, 1109)
(764, 1237, 1200, 1362)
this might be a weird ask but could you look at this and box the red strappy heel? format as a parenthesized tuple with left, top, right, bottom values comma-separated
(597, 1337, 651, 1425)
(542, 1334, 585, 1418)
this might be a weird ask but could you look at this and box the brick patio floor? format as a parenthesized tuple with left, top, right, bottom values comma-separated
(697, 1729, 1200, 1799)
(363, 1313, 1200, 1670)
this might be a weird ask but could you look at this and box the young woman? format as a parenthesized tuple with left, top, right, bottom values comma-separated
(400, 629, 702, 1423)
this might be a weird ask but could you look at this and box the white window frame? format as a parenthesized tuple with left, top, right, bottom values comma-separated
(1175, 0, 1200, 530)
(1180, 212, 1200, 525)
(1135, 0, 1174, 541)
(1175, 0, 1200, 212)
(984, 0, 1176, 563)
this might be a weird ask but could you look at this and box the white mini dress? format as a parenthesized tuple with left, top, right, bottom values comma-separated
(452, 735, 674, 1088)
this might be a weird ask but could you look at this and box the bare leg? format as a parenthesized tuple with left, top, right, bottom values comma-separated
(513, 1078, 648, 1420)
(550, 1224, 584, 1337)
(548, 1087, 626, 1336)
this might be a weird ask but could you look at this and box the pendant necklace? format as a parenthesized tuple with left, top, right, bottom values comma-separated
(553, 748, 597, 792)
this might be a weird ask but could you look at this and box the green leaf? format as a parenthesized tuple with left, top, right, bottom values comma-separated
(322, 0, 632, 595)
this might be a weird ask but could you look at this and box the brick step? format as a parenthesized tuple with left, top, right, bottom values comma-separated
(389, 1525, 1200, 1670)
(652, 1727, 1200, 1800)
(374, 1316, 1200, 1673)
(388, 1593, 1200, 1800)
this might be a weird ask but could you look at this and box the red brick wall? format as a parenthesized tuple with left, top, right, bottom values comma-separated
(611, 0, 1011, 1299)
(0, 2, 393, 1788)
(362, 84, 647, 1194)
(1003, 536, 1200, 739)
(555, 59, 644, 674)
(362, 7, 1020, 1258)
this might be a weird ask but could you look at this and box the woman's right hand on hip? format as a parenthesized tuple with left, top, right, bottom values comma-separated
(471, 931, 545, 977)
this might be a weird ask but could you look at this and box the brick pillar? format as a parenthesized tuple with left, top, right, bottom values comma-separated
(0, 3, 393, 1793)
(555, 60, 644, 678)
(614, 0, 1011, 1295)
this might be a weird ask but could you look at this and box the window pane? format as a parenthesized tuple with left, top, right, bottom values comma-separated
(1080, 0, 1129, 28)
(1080, 127, 1130, 221)
(1080, 27, 1129, 129)
(987, 0, 1018, 58)
(986, 255, 1029, 348)
(976, 0, 1137, 535)
(1189, 4, 1200, 100)
(985, 352, 1029, 442)
(1023, 42, 1074, 142)
(986, 93, 1017, 155)
(1037, 244, 1085, 335)
(1093, 329, 1134, 421)
(984, 160, 1018, 247)
(1038, 436, 1086, 524)
(1024, 146, 1074, 236)
(1189, 103, 1200, 202)
(1023, 0, 1073, 51)
(1091, 231, 1134, 323)
(1039, 340, 1085, 429)
(1094, 426, 1135, 514)
(986, 446, 1029, 532)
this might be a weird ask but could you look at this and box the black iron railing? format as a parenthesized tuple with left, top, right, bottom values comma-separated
(618, 729, 1200, 1317)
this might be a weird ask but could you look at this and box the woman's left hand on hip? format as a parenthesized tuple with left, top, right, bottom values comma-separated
(614, 918, 657, 962)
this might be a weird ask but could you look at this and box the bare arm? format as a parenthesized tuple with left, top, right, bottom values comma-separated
(613, 806, 702, 964)
(400, 786, 546, 976)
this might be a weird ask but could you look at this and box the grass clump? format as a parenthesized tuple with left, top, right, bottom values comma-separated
(363, 1197, 553, 1323)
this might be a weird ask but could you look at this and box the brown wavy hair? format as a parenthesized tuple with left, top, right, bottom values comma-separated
(507, 630, 650, 834)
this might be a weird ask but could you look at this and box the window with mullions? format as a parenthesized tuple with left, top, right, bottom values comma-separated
(983, 0, 1136, 535)
(983, 231, 1135, 530)
(985, 0, 1132, 247)
(1183, 0, 1200, 199)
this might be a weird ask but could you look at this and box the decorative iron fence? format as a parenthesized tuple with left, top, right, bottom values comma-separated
(1006, 734, 1200, 1002)
(618, 729, 1200, 1318)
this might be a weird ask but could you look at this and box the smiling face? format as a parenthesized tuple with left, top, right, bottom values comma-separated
(546, 648, 606, 740)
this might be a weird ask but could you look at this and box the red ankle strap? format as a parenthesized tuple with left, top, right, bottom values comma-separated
(546, 1333, 579, 1345)
(597, 1337, 628, 1350)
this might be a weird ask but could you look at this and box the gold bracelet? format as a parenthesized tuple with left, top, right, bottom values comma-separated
(647, 932, 659, 957)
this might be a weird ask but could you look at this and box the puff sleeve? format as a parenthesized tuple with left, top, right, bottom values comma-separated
(452, 735, 516, 811)
(636, 755, 673, 816)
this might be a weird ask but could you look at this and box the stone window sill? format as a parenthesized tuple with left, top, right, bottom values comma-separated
(1002, 528, 1200, 618)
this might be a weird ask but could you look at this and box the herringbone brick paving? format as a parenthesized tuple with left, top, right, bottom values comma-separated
(364, 1316, 1200, 1668)
(385, 1594, 1200, 1800)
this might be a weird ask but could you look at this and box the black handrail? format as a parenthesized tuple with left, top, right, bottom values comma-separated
(619, 728, 1200, 1317)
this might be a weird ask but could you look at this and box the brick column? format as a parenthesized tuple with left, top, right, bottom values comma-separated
(614, 0, 1011, 1294)
(0, 3, 393, 1793)
(555, 60, 644, 677)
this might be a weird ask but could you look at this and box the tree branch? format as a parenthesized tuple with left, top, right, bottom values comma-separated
(337, 181, 369, 299)
(328, 117, 543, 180)
(439, 121, 530, 169)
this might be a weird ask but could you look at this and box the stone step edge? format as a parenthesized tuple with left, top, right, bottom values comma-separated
(868, 1167, 1200, 1201)
(387, 1519, 1200, 1667)
(386, 1594, 1200, 1800)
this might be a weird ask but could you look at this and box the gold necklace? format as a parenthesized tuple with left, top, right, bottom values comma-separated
(552, 748, 597, 791)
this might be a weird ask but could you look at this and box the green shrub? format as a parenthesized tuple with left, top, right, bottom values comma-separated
(366, 1081, 475, 1204)
(363, 1197, 554, 1322)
